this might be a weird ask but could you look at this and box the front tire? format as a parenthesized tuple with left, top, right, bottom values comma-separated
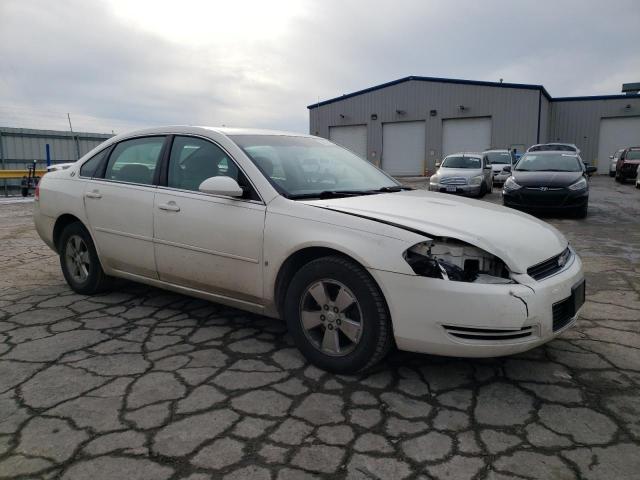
(59, 222, 112, 295)
(609, 171, 615, 178)
(284, 256, 393, 374)
(575, 205, 588, 219)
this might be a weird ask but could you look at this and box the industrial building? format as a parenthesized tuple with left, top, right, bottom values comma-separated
(308, 76, 640, 176)
(0, 127, 112, 195)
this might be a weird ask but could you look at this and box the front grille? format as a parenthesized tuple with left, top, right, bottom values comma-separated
(443, 325, 534, 341)
(440, 177, 467, 185)
(527, 247, 571, 280)
(552, 280, 585, 332)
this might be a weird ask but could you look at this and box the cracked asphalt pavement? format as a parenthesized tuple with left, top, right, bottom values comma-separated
(1, 176, 639, 480)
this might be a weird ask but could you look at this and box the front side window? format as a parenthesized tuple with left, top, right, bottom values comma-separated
(168, 136, 257, 199)
(80, 148, 109, 178)
(230, 135, 400, 199)
(441, 156, 481, 169)
(104, 137, 164, 185)
(515, 153, 582, 172)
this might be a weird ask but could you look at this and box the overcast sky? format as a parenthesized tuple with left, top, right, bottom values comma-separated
(1, 0, 639, 134)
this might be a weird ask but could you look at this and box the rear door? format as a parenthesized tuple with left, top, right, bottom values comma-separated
(153, 135, 266, 305)
(83, 136, 166, 278)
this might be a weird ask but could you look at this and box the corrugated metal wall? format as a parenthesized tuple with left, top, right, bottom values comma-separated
(309, 79, 542, 174)
(0, 127, 112, 194)
(549, 98, 640, 168)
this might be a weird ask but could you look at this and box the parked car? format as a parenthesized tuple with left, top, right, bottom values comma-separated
(608, 149, 625, 177)
(34, 126, 585, 373)
(527, 143, 580, 154)
(614, 147, 640, 183)
(483, 149, 515, 185)
(503, 151, 596, 218)
(429, 153, 493, 197)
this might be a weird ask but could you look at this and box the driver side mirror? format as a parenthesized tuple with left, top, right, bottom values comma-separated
(609, 155, 614, 160)
(503, 165, 512, 172)
(435, 162, 441, 168)
(586, 166, 597, 175)
(199, 176, 244, 197)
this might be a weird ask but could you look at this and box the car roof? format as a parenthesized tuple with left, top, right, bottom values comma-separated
(445, 152, 482, 158)
(110, 125, 314, 142)
(483, 149, 511, 153)
(523, 151, 579, 156)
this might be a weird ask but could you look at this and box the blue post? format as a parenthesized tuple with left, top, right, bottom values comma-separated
(45, 143, 51, 167)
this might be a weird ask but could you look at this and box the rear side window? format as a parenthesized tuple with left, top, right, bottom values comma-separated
(104, 137, 165, 185)
(79, 149, 108, 178)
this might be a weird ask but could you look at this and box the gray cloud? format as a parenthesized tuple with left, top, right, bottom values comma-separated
(1, 0, 638, 134)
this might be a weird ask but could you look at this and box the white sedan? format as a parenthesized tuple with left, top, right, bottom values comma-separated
(34, 126, 585, 373)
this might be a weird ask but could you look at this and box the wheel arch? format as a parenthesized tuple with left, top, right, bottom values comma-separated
(273, 245, 387, 319)
(52, 214, 93, 253)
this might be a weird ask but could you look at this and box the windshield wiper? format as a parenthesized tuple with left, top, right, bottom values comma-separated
(371, 186, 413, 193)
(288, 190, 377, 200)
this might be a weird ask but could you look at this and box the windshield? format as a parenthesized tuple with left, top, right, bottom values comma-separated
(441, 156, 481, 169)
(230, 135, 400, 198)
(626, 150, 640, 160)
(515, 153, 582, 172)
(529, 144, 576, 152)
(485, 152, 512, 164)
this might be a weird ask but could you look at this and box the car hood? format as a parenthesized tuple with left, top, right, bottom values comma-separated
(511, 171, 584, 187)
(302, 190, 567, 273)
(435, 168, 482, 178)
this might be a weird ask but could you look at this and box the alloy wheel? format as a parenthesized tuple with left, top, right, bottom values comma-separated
(299, 279, 363, 356)
(65, 235, 90, 283)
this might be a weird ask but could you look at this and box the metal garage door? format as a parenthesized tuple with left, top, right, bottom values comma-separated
(442, 117, 492, 157)
(329, 125, 367, 159)
(597, 117, 640, 174)
(382, 121, 426, 176)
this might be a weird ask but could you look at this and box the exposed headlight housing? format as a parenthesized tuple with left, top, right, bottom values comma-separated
(469, 175, 484, 185)
(503, 176, 521, 191)
(403, 239, 514, 284)
(568, 177, 587, 191)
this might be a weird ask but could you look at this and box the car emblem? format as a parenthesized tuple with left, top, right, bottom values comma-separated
(539, 187, 548, 191)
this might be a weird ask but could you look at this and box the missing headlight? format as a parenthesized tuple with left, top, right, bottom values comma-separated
(403, 239, 514, 283)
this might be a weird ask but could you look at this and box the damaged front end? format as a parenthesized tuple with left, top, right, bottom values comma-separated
(403, 238, 515, 284)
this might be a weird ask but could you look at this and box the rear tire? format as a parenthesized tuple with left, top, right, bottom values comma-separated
(59, 222, 112, 295)
(284, 255, 393, 374)
(609, 171, 615, 178)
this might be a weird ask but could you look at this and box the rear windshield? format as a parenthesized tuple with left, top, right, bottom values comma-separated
(441, 156, 481, 169)
(485, 152, 512, 164)
(515, 153, 582, 172)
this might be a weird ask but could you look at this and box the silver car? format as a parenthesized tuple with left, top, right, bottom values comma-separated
(484, 149, 515, 185)
(429, 153, 493, 197)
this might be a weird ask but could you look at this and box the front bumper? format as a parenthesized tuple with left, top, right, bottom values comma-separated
(429, 183, 482, 196)
(369, 252, 584, 357)
(493, 172, 510, 184)
(619, 164, 639, 179)
(502, 187, 588, 211)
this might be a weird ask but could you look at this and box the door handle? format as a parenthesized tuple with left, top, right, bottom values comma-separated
(85, 191, 102, 199)
(158, 202, 180, 212)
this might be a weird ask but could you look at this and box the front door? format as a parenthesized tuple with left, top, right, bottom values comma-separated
(153, 135, 266, 305)
(83, 136, 166, 278)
